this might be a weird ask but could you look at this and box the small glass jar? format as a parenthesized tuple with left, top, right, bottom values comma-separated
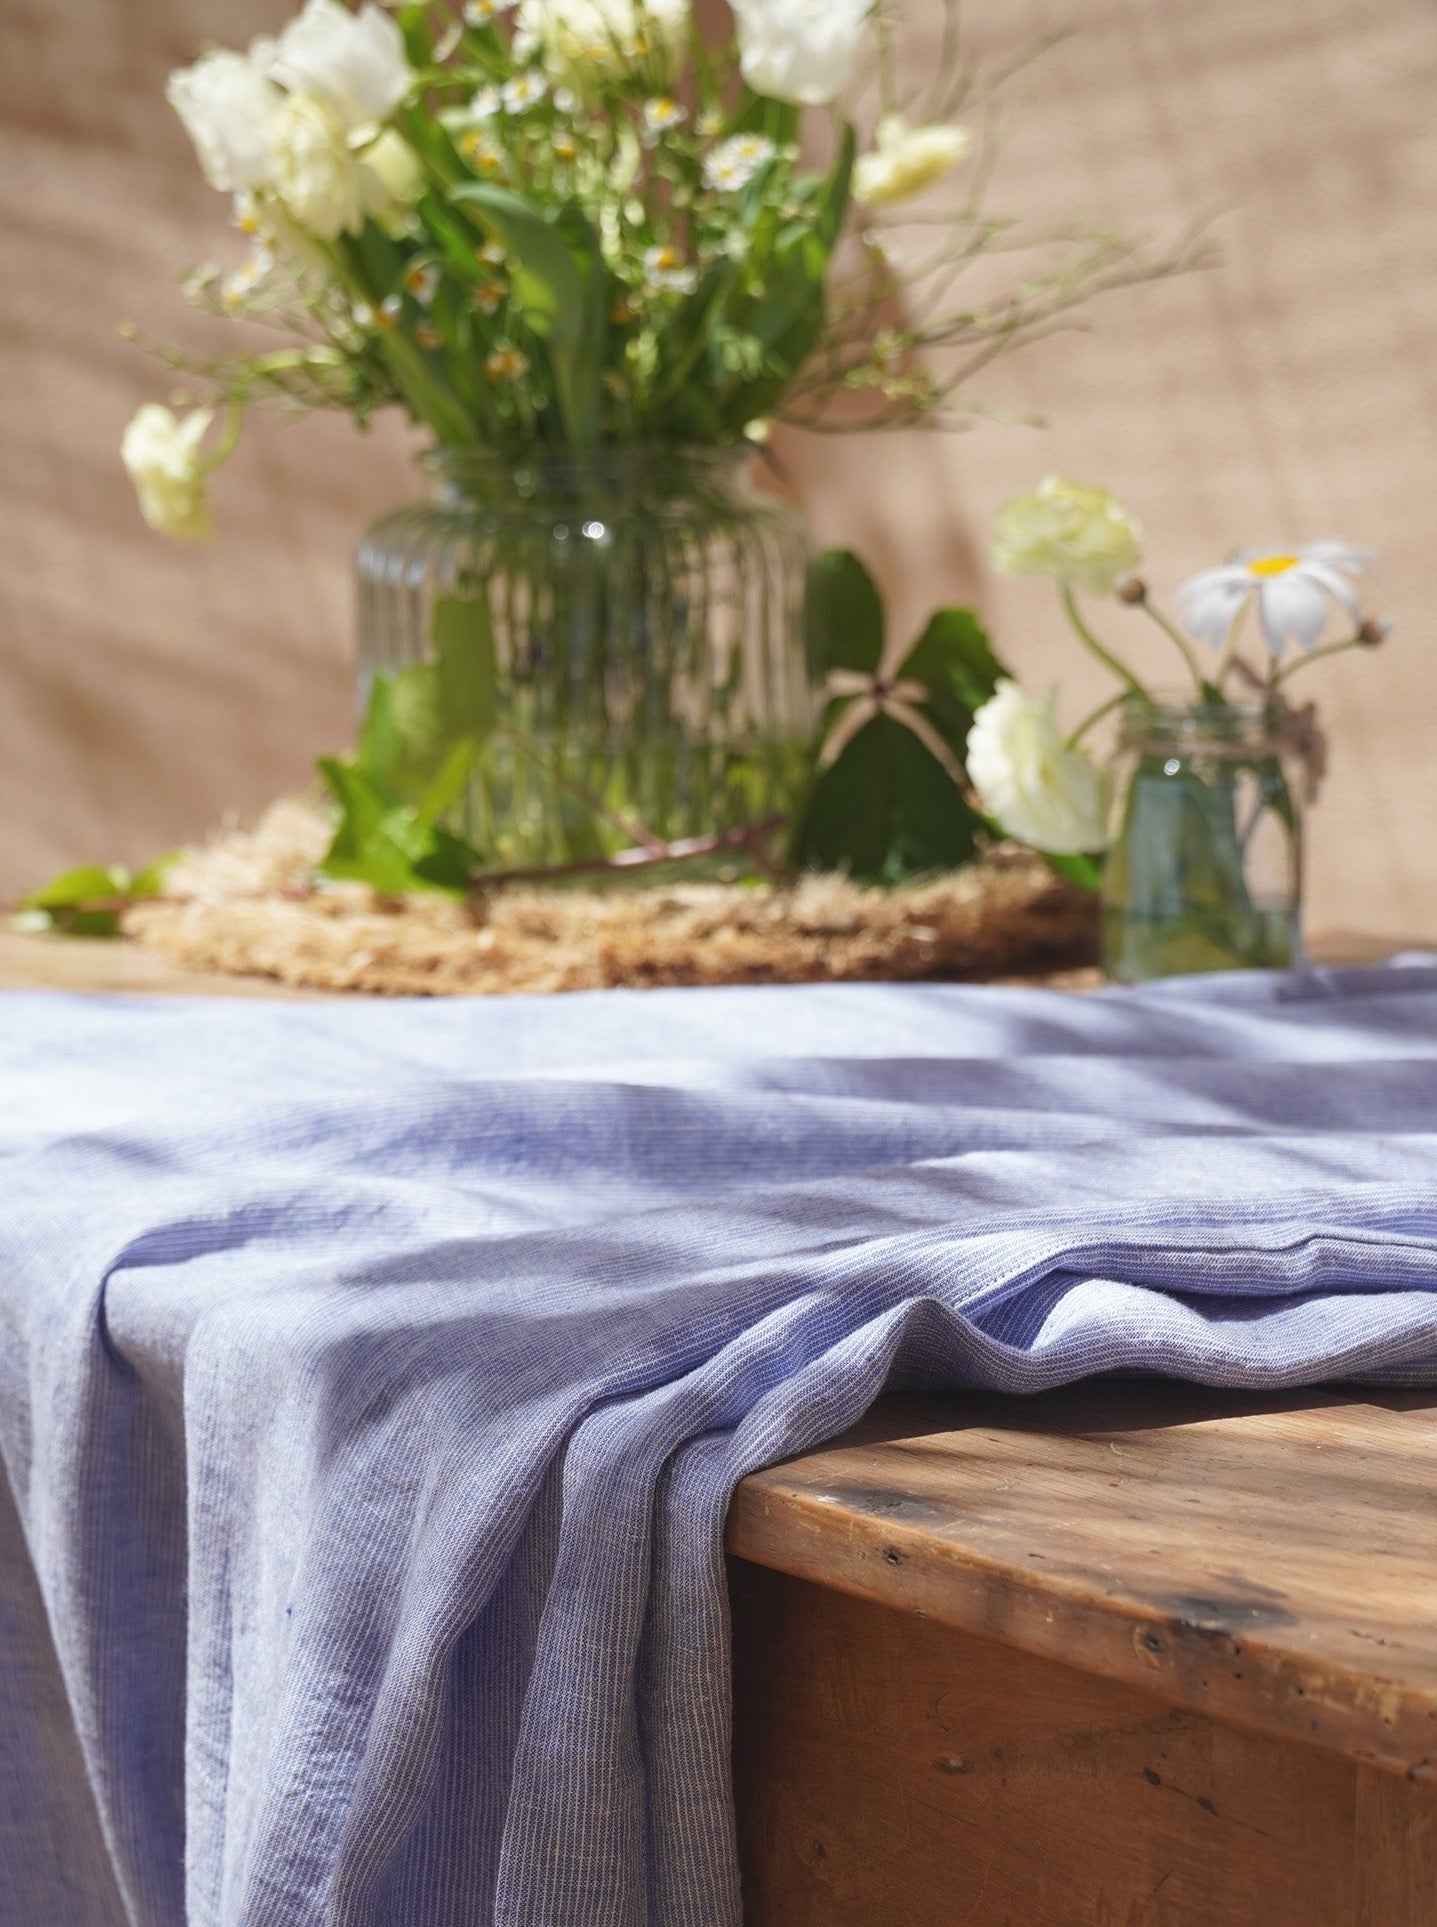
(356, 445, 816, 872)
(1102, 697, 1309, 983)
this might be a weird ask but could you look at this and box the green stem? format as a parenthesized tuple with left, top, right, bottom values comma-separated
(1212, 597, 1251, 692)
(1065, 689, 1126, 748)
(1271, 631, 1367, 686)
(1136, 600, 1214, 698)
(202, 401, 245, 473)
(1060, 582, 1147, 697)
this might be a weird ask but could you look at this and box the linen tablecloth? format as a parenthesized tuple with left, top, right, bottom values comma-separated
(3, 964, 1437, 1927)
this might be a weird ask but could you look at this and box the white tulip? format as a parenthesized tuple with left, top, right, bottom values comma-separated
(730, 0, 871, 108)
(260, 0, 414, 133)
(854, 115, 970, 207)
(966, 681, 1112, 855)
(268, 92, 368, 240)
(121, 406, 216, 543)
(166, 49, 281, 193)
(514, 0, 689, 77)
(357, 128, 425, 234)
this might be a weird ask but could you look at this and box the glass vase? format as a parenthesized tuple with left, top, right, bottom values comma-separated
(1102, 697, 1308, 984)
(356, 445, 816, 874)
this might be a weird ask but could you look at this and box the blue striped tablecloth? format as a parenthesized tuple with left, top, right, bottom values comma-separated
(2, 964, 1436, 1925)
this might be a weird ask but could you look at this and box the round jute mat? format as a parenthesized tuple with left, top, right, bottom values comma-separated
(123, 801, 1101, 998)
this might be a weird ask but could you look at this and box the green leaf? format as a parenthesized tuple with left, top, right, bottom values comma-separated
(902, 607, 1007, 718)
(793, 716, 986, 883)
(129, 853, 179, 899)
(896, 605, 1009, 779)
(793, 568, 1013, 884)
(432, 591, 499, 747)
(22, 864, 127, 911)
(727, 88, 801, 147)
(812, 123, 857, 259)
(805, 549, 885, 677)
(1043, 850, 1105, 892)
(450, 184, 606, 441)
(415, 736, 481, 827)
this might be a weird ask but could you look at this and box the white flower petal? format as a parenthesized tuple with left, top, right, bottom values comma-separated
(1255, 572, 1328, 656)
(730, 0, 871, 108)
(1294, 559, 1360, 623)
(1174, 567, 1253, 647)
(266, 0, 413, 132)
(1297, 540, 1378, 579)
(966, 680, 1111, 855)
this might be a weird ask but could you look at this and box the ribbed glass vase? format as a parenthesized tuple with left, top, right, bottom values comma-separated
(356, 445, 816, 873)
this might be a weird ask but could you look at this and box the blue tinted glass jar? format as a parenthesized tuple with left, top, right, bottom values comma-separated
(1103, 697, 1307, 983)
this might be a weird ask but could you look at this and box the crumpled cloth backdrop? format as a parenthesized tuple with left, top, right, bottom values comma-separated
(3, 964, 1437, 1927)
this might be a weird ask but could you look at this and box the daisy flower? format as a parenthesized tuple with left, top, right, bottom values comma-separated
(703, 133, 775, 192)
(458, 129, 506, 174)
(485, 345, 531, 380)
(468, 85, 503, 119)
(1175, 544, 1377, 657)
(642, 96, 685, 140)
(642, 244, 697, 294)
(464, 0, 518, 21)
(502, 71, 549, 113)
(402, 263, 440, 306)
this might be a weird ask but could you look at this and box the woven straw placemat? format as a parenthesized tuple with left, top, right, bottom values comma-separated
(122, 801, 1101, 997)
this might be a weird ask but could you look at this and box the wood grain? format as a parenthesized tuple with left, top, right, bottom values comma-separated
(4, 0, 1437, 936)
(731, 1562, 1361, 1927)
(1352, 1764, 1437, 1925)
(727, 1383, 1437, 1775)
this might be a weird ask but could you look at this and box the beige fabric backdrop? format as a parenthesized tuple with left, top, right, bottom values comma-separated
(3, 0, 1435, 936)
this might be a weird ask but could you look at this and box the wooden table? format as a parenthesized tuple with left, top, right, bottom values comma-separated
(5, 931, 1435, 1923)
(727, 1383, 1437, 1925)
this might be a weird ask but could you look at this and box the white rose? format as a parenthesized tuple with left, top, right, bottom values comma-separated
(514, 0, 688, 76)
(966, 681, 1112, 855)
(166, 49, 281, 192)
(268, 92, 368, 239)
(121, 406, 215, 543)
(731, 0, 871, 108)
(260, 0, 413, 133)
(854, 115, 970, 207)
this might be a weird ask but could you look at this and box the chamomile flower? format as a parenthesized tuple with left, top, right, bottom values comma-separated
(642, 244, 698, 294)
(459, 128, 506, 174)
(220, 244, 276, 310)
(476, 280, 504, 315)
(478, 241, 507, 269)
(486, 345, 531, 380)
(703, 133, 775, 192)
(464, 0, 518, 22)
(553, 129, 579, 160)
(502, 71, 549, 113)
(468, 84, 503, 119)
(642, 96, 685, 140)
(403, 262, 440, 306)
(1175, 544, 1377, 658)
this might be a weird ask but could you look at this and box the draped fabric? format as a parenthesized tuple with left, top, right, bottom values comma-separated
(2, 964, 1436, 1926)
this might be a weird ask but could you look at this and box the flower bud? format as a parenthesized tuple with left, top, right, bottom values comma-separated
(1114, 575, 1147, 606)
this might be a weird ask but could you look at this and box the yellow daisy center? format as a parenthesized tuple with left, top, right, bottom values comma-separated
(1248, 554, 1300, 577)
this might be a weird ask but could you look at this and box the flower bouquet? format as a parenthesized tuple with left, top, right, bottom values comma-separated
(967, 478, 1393, 981)
(113, 0, 1197, 891)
